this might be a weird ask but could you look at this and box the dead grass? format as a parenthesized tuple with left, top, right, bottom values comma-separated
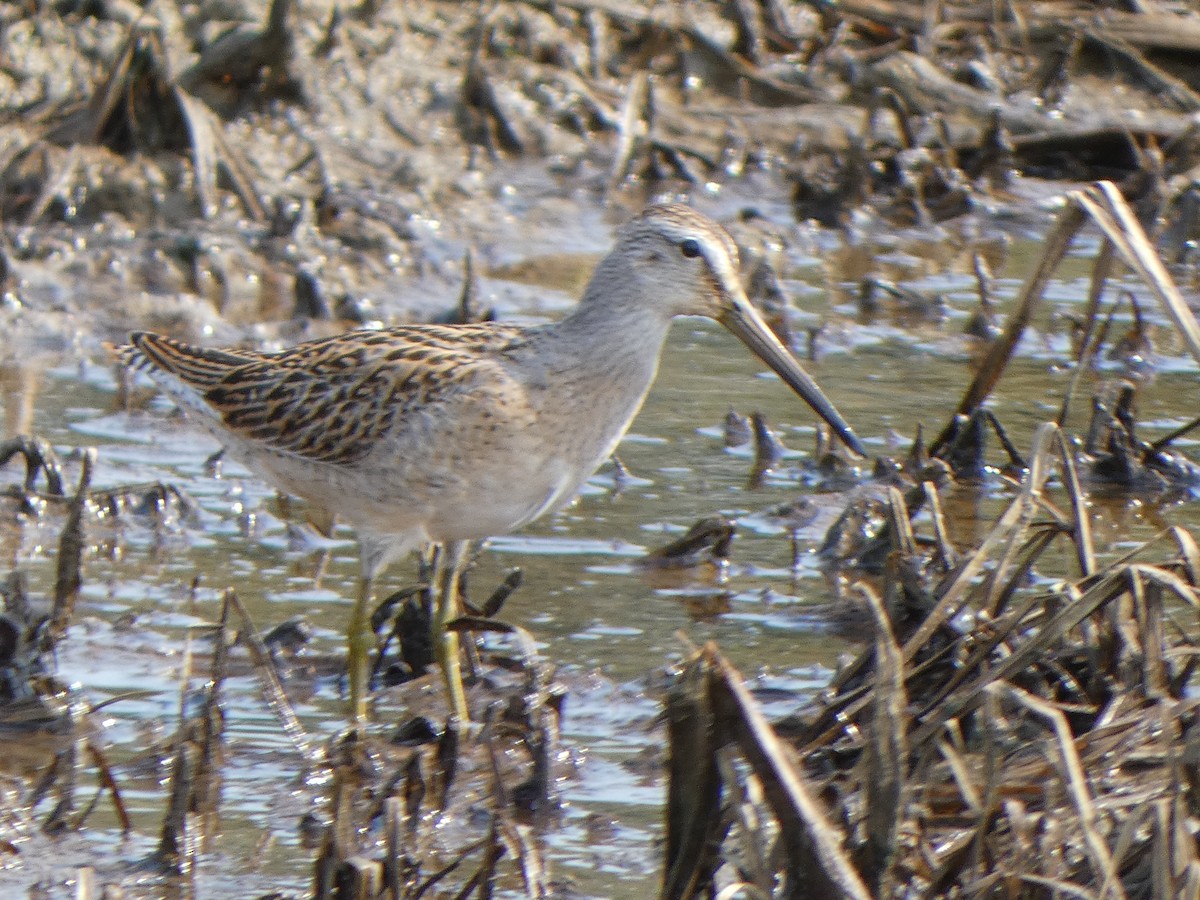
(661, 181, 1200, 899)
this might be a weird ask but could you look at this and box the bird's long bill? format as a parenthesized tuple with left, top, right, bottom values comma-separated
(719, 291, 867, 457)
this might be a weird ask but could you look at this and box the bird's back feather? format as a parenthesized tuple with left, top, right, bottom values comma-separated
(120, 326, 526, 465)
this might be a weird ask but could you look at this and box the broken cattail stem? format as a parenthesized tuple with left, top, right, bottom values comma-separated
(50, 448, 95, 643)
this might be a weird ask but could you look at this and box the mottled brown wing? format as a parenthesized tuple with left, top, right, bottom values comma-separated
(125, 326, 525, 465)
(122, 332, 264, 385)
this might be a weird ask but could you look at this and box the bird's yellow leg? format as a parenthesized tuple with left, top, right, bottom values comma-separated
(433, 540, 470, 721)
(347, 572, 374, 724)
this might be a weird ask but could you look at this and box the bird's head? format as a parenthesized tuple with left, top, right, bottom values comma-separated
(611, 204, 866, 456)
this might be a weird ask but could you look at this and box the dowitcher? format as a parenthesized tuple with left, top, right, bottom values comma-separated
(120, 204, 864, 723)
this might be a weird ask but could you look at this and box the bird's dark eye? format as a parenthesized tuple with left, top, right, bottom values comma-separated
(680, 238, 702, 259)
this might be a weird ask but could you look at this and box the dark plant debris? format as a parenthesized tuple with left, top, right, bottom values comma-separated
(665, 420, 1200, 898)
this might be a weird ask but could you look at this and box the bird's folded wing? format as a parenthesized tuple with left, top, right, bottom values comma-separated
(123, 326, 524, 465)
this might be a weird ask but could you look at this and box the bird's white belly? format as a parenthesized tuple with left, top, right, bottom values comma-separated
(276, 423, 589, 545)
(428, 463, 575, 542)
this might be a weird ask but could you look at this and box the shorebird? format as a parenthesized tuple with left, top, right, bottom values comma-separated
(120, 204, 865, 723)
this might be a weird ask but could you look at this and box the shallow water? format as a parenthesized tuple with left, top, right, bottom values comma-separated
(3, 213, 1200, 896)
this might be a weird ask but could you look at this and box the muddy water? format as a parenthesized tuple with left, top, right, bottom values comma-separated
(3, 226, 1199, 896)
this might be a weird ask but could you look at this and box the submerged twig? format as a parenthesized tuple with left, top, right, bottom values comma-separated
(48, 448, 94, 644)
(225, 591, 317, 766)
